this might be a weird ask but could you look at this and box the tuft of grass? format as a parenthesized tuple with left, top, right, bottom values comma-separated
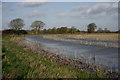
(2, 36, 104, 78)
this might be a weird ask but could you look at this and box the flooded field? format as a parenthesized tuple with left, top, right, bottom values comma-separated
(59, 33, 118, 41)
(25, 36, 118, 71)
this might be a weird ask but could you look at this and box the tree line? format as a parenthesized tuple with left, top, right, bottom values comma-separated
(32, 27, 80, 34)
(3, 18, 120, 35)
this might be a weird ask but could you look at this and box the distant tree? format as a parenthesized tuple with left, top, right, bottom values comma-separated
(97, 28, 103, 33)
(56, 28, 61, 34)
(116, 29, 120, 33)
(43, 29, 47, 33)
(59, 27, 68, 34)
(31, 21, 45, 34)
(76, 29, 80, 33)
(9, 18, 24, 30)
(104, 28, 107, 31)
(47, 29, 52, 33)
(68, 26, 77, 34)
(51, 27, 57, 34)
(104, 28, 110, 33)
(87, 23, 97, 33)
(40, 26, 80, 34)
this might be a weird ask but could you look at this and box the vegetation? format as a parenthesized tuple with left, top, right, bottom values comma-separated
(2, 18, 119, 78)
(9, 18, 24, 30)
(43, 33, 119, 48)
(97, 28, 110, 33)
(87, 23, 97, 33)
(4, 18, 119, 34)
(2, 36, 104, 78)
(30, 21, 45, 34)
(40, 27, 80, 34)
(56, 33, 118, 41)
(2, 29, 28, 36)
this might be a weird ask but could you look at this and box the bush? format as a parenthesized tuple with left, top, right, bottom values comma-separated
(2, 29, 28, 36)
(2, 29, 16, 35)
(15, 30, 28, 35)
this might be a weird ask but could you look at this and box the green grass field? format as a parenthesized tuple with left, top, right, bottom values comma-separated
(2, 36, 104, 78)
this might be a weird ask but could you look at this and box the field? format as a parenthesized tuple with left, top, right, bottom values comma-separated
(55, 33, 119, 41)
(2, 36, 104, 78)
(43, 33, 119, 48)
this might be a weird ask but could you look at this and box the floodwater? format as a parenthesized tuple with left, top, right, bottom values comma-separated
(25, 36, 118, 71)
(57, 37, 118, 44)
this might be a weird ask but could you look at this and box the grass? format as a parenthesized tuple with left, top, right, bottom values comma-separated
(43, 33, 119, 48)
(2, 35, 104, 78)
(43, 33, 118, 41)
(60, 33, 119, 41)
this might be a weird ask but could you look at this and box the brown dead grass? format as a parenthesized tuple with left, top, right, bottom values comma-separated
(62, 33, 118, 41)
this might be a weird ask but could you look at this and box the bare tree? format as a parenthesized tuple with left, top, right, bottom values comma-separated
(9, 18, 24, 30)
(31, 21, 45, 34)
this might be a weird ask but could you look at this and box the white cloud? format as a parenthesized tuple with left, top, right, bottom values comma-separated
(25, 9, 46, 18)
(112, 2, 118, 8)
(19, 2, 45, 7)
(85, 3, 112, 15)
(57, 2, 118, 19)
(71, 5, 88, 11)
(69, 3, 118, 19)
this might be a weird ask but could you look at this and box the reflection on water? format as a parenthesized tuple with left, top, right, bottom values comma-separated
(25, 36, 118, 71)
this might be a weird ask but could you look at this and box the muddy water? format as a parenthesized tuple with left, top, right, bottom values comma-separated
(25, 36, 118, 71)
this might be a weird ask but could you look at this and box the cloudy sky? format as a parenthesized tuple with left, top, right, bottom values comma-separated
(1, 1, 119, 31)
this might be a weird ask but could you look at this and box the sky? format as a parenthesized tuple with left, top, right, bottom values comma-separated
(1, 1, 119, 31)
(1, 0, 119, 2)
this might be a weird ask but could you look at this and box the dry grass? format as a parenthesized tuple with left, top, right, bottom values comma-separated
(43, 33, 119, 48)
(62, 33, 118, 41)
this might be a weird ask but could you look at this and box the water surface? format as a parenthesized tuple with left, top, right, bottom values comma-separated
(25, 36, 118, 71)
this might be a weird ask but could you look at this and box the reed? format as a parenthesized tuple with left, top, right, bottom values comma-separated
(43, 34, 119, 48)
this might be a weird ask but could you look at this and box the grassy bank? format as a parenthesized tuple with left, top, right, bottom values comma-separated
(2, 36, 104, 78)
